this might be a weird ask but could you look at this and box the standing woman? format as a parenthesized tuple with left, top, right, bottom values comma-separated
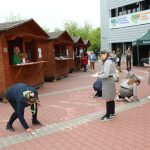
(99, 49, 116, 120)
(143, 50, 150, 99)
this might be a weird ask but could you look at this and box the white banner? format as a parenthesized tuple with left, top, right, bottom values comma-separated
(109, 9, 150, 29)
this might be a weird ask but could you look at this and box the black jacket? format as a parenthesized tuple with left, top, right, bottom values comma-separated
(6, 83, 38, 129)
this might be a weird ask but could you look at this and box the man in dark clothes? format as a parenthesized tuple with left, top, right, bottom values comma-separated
(6, 83, 42, 133)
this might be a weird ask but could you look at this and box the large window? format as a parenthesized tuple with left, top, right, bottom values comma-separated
(141, 0, 150, 10)
(110, 0, 150, 18)
(118, 7, 122, 16)
(111, 9, 116, 17)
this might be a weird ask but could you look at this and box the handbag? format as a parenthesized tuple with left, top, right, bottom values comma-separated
(93, 79, 102, 92)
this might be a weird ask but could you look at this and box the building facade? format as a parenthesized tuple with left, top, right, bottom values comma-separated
(100, 0, 150, 53)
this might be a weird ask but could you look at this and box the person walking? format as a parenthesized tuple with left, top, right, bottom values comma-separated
(98, 49, 116, 120)
(6, 83, 42, 133)
(82, 52, 88, 72)
(116, 48, 122, 72)
(125, 46, 132, 70)
(89, 51, 96, 70)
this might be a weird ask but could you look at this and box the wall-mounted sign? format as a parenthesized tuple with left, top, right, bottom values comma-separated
(109, 9, 150, 29)
(3, 48, 8, 52)
(38, 48, 42, 58)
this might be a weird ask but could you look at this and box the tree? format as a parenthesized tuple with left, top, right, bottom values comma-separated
(5, 12, 26, 22)
(63, 21, 100, 51)
(79, 21, 92, 39)
(89, 27, 100, 50)
(63, 21, 80, 37)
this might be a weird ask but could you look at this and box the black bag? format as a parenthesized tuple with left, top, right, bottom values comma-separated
(93, 79, 102, 97)
(93, 79, 102, 92)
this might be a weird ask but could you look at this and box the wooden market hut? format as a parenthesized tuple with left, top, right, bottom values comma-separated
(40, 31, 74, 81)
(83, 40, 91, 51)
(72, 36, 84, 71)
(0, 19, 49, 96)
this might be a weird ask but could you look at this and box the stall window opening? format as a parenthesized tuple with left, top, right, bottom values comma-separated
(54, 45, 67, 57)
(8, 38, 37, 65)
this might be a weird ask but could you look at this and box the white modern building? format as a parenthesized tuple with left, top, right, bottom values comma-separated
(100, 0, 150, 54)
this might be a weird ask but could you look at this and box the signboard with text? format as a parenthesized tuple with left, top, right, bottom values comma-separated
(109, 9, 150, 29)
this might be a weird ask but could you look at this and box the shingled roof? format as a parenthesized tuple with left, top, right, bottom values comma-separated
(72, 36, 84, 45)
(48, 31, 65, 39)
(47, 31, 74, 44)
(71, 36, 80, 43)
(0, 19, 49, 37)
(0, 19, 32, 32)
(83, 39, 91, 46)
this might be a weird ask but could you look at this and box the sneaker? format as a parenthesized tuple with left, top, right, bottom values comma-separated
(101, 115, 111, 121)
(32, 120, 42, 126)
(111, 114, 116, 118)
(6, 123, 15, 132)
(124, 97, 131, 102)
(148, 96, 150, 100)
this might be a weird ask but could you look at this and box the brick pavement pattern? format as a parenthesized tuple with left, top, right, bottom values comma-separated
(0, 61, 150, 150)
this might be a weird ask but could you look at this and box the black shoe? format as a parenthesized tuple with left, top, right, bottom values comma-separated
(101, 114, 111, 121)
(6, 123, 15, 132)
(32, 120, 42, 126)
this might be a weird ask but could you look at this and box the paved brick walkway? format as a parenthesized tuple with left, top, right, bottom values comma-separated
(0, 61, 150, 150)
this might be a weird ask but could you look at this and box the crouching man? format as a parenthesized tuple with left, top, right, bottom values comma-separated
(6, 83, 42, 133)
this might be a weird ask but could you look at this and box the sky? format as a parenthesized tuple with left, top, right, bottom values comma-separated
(0, 0, 100, 31)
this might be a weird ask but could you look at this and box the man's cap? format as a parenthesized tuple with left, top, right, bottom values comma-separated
(23, 90, 38, 103)
(99, 49, 110, 54)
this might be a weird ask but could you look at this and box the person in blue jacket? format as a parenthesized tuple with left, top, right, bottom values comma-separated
(6, 83, 42, 133)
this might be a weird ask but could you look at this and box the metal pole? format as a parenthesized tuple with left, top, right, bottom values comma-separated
(137, 45, 140, 66)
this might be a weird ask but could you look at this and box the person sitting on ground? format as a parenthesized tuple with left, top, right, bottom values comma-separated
(12, 46, 21, 65)
(6, 83, 42, 133)
(116, 76, 141, 102)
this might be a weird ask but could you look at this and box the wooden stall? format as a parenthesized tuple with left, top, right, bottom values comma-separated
(72, 37, 84, 71)
(0, 19, 49, 96)
(40, 31, 74, 81)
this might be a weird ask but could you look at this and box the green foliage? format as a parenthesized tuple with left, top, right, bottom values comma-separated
(63, 20, 100, 51)
(89, 27, 101, 50)
(5, 12, 26, 22)
(64, 21, 80, 37)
